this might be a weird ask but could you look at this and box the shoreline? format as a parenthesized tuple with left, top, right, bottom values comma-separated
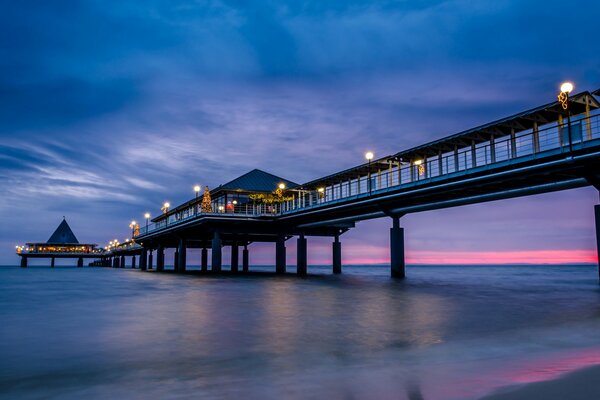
(479, 364, 600, 400)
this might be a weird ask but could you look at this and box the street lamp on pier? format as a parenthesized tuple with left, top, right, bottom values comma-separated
(558, 81, 574, 153)
(129, 220, 137, 238)
(365, 151, 374, 195)
(194, 185, 201, 199)
(144, 212, 150, 232)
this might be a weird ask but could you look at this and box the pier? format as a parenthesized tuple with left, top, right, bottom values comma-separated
(130, 89, 600, 278)
(15, 89, 600, 278)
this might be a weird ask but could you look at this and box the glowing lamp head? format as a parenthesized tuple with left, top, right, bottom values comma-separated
(232, 200, 238, 205)
(560, 82, 574, 94)
(278, 183, 286, 190)
(365, 151, 374, 161)
(144, 212, 150, 219)
(317, 187, 325, 193)
(130, 220, 136, 226)
(194, 185, 201, 193)
(163, 202, 170, 209)
(413, 159, 423, 165)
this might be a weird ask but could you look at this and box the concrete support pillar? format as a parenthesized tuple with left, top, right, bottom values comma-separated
(156, 246, 164, 271)
(212, 231, 222, 272)
(276, 234, 286, 274)
(113, 257, 119, 268)
(201, 248, 208, 272)
(77, 257, 83, 268)
(20, 256, 27, 268)
(333, 234, 342, 274)
(51, 257, 55, 268)
(131, 256, 136, 269)
(148, 250, 153, 270)
(596, 204, 600, 282)
(120, 255, 125, 268)
(231, 242, 239, 272)
(178, 240, 187, 273)
(243, 245, 249, 272)
(390, 216, 405, 278)
(297, 234, 307, 276)
(140, 248, 148, 271)
(174, 249, 179, 271)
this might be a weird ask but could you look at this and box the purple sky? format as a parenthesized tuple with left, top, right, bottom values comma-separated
(1, 0, 599, 265)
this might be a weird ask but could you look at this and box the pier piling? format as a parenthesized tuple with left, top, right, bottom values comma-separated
(333, 234, 341, 274)
(178, 240, 187, 272)
(120, 255, 125, 269)
(140, 248, 148, 271)
(390, 216, 405, 278)
(156, 246, 164, 271)
(51, 257, 55, 268)
(201, 248, 208, 272)
(77, 257, 83, 268)
(131, 255, 136, 269)
(231, 242, 239, 272)
(297, 234, 307, 276)
(595, 204, 600, 282)
(243, 245, 249, 272)
(20, 256, 27, 268)
(148, 250, 153, 270)
(212, 231, 222, 271)
(276, 234, 286, 274)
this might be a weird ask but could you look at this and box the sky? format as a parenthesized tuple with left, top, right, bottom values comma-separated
(1, 0, 599, 266)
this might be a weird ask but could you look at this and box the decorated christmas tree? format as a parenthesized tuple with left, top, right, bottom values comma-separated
(201, 186, 213, 213)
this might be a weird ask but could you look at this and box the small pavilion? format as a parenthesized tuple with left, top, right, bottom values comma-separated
(16, 218, 100, 268)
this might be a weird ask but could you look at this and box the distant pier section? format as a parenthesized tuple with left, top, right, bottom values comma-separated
(16, 218, 102, 268)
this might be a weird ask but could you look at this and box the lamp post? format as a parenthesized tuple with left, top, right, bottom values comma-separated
(144, 212, 150, 232)
(365, 151, 374, 195)
(558, 81, 574, 153)
(194, 185, 201, 200)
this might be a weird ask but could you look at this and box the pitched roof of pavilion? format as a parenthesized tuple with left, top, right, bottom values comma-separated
(213, 168, 299, 193)
(47, 218, 80, 244)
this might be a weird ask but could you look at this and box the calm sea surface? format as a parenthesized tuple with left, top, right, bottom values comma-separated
(1, 264, 600, 399)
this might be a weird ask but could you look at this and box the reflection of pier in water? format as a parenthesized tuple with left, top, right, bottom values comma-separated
(16, 89, 600, 279)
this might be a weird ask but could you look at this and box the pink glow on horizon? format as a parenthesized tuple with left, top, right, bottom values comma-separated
(340, 249, 597, 265)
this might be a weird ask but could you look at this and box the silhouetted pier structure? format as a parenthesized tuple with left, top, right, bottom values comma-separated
(132, 89, 600, 278)
(16, 218, 102, 268)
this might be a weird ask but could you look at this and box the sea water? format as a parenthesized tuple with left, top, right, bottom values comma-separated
(1, 264, 599, 399)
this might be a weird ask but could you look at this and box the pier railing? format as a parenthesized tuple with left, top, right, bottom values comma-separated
(138, 111, 600, 237)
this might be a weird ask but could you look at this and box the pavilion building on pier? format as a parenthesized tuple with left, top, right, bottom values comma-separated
(16, 218, 101, 268)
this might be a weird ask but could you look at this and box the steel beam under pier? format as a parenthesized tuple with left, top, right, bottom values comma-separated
(297, 234, 307, 276)
(156, 246, 164, 271)
(390, 216, 405, 278)
(333, 234, 341, 274)
(212, 231, 222, 272)
(243, 245, 249, 272)
(276, 234, 286, 274)
(131, 255, 136, 269)
(595, 204, 600, 283)
(178, 240, 187, 273)
(140, 248, 148, 271)
(231, 242, 239, 273)
(201, 248, 208, 272)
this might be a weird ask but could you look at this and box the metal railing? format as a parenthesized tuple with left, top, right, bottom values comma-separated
(138, 111, 600, 237)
